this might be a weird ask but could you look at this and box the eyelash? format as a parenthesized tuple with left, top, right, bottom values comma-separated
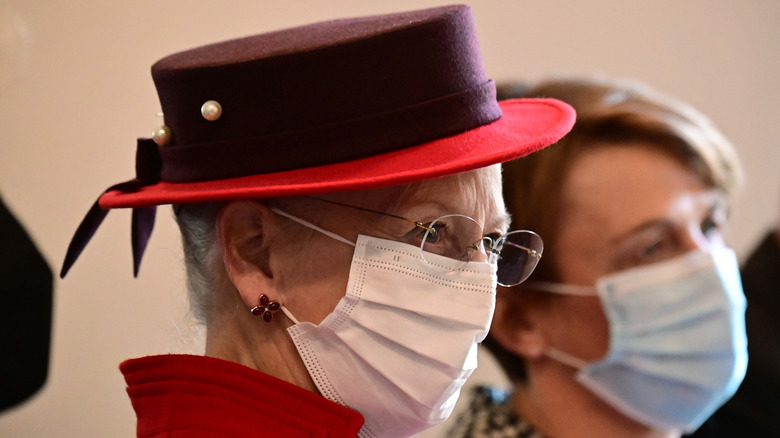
(700, 216, 720, 236)
(639, 214, 722, 260)
(640, 237, 665, 260)
(425, 221, 449, 243)
(484, 232, 501, 242)
(403, 219, 445, 244)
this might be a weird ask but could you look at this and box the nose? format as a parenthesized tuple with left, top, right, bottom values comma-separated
(468, 239, 490, 263)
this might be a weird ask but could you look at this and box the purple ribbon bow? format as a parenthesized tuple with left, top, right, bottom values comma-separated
(60, 139, 161, 278)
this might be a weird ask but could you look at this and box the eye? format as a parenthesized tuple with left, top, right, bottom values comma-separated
(640, 238, 663, 259)
(483, 233, 500, 251)
(403, 219, 444, 246)
(418, 214, 486, 261)
(408, 219, 454, 258)
(616, 229, 676, 270)
(428, 222, 448, 242)
(700, 216, 720, 237)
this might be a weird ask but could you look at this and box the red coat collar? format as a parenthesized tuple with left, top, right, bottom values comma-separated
(121, 354, 364, 437)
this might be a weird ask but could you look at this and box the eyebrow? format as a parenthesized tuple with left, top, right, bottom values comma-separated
(488, 210, 512, 234)
(608, 197, 727, 247)
(425, 198, 511, 232)
(609, 219, 673, 247)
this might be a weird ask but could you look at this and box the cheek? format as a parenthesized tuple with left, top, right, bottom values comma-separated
(548, 296, 610, 361)
(278, 240, 355, 324)
(554, 219, 614, 287)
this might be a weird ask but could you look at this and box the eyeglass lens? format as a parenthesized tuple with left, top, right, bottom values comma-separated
(493, 231, 543, 286)
(419, 215, 543, 286)
(417, 214, 484, 270)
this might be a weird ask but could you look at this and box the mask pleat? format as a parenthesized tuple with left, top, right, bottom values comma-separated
(343, 300, 481, 368)
(579, 366, 718, 430)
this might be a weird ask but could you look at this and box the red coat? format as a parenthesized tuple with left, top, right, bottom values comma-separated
(121, 354, 365, 437)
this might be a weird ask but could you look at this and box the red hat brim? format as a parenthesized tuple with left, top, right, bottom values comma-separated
(100, 98, 574, 209)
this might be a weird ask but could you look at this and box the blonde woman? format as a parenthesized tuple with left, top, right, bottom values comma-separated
(450, 76, 745, 438)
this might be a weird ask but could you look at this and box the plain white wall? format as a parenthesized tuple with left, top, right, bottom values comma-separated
(1, 1, 778, 437)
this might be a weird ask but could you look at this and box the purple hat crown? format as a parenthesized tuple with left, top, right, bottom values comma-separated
(150, 4, 500, 183)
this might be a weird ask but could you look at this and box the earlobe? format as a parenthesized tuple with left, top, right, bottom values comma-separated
(217, 200, 278, 310)
(490, 289, 548, 360)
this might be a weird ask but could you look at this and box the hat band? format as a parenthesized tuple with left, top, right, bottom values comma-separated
(157, 81, 501, 183)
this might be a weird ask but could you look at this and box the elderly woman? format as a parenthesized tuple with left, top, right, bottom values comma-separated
(448, 76, 747, 438)
(59, 5, 574, 438)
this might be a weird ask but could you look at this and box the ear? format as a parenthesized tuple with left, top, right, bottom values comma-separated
(217, 200, 277, 310)
(490, 287, 548, 360)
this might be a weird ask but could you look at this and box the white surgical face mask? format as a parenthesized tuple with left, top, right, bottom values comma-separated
(531, 245, 747, 432)
(271, 208, 498, 438)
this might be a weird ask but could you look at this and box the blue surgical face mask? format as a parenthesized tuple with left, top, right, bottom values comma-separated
(527, 245, 748, 432)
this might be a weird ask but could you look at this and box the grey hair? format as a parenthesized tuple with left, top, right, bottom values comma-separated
(174, 202, 227, 324)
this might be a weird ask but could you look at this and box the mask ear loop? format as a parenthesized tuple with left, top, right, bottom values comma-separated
(523, 281, 597, 370)
(267, 207, 357, 326)
(545, 346, 589, 370)
(273, 288, 300, 325)
(523, 281, 597, 296)
(281, 306, 300, 325)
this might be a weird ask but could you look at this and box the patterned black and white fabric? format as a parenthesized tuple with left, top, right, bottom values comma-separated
(447, 386, 547, 438)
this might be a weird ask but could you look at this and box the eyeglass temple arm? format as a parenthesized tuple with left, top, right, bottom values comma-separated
(303, 196, 434, 232)
(498, 240, 542, 259)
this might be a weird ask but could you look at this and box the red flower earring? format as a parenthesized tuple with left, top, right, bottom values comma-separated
(250, 294, 281, 322)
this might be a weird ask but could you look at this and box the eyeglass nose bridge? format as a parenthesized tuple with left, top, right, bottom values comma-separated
(483, 236, 501, 264)
(462, 238, 490, 263)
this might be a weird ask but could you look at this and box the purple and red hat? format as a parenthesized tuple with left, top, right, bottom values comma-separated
(61, 4, 575, 277)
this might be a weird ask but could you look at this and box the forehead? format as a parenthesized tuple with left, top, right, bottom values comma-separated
(321, 165, 508, 231)
(402, 165, 507, 226)
(550, 143, 729, 282)
(559, 144, 719, 239)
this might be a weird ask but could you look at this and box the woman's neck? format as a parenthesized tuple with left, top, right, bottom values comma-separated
(512, 360, 679, 438)
(204, 307, 318, 393)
